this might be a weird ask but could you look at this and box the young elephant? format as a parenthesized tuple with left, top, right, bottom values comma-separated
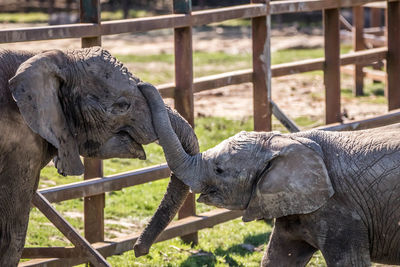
(0, 49, 198, 266)
(140, 82, 400, 266)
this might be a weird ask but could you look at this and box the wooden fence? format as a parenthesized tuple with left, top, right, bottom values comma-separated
(1, 0, 398, 265)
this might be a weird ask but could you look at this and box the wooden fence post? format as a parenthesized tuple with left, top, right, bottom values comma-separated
(353, 6, 364, 96)
(80, 0, 101, 47)
(80, 0, 104, 255)
(324, 8, 341, 124)
(370, 7, 383, 84)
(252, 0, 272, 132)
(387, 0, 400, 111)
(173, 0, 198, 245)
(370, 7, 381, 28)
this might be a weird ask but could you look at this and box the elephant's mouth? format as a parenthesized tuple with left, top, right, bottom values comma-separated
(118, 130, 146, 160)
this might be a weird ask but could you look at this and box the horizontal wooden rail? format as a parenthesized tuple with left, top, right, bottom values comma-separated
(39, 164, 171, 203)
(0, 0, 387, 43)
(159, 47, 387, 98)
(270, 0, 383, 14)
(22, 247, 83, 259)
(341, 30, 386, 47)
(341, 66, 387, 82)
(0, 23, 100, 43)
(320, 109, 400, 131)
(21, 209, 243, 266)
(340, 47, 387, 65)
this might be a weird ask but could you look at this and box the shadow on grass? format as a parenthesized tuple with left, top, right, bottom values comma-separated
(180, 230, 271, 267)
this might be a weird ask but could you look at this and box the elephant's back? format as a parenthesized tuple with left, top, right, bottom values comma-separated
(0, 49, 35, 106)
(0, 50, 36, 120)
(0, 50, 41, 151)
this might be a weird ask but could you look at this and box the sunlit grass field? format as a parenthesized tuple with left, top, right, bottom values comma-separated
(23, 47, 386, 266)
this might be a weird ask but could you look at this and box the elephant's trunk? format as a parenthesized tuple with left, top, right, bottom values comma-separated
(133, 102, 200, 257)
(140, 83, 204, 192)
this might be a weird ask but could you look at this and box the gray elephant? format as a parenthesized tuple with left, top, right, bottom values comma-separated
(140, 82, 400, 266)
(0, 48, 198, 266)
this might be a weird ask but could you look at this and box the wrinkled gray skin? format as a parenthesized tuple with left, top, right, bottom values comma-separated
(0, 49, 198, 266)
(142, 82, 400, 266)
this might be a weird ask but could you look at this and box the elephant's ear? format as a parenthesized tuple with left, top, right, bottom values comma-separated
(9, 50, 84, 176)
(243, 135, 334, 222)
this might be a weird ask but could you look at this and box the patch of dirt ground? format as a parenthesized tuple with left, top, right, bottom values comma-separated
(189, 74, 387, 127)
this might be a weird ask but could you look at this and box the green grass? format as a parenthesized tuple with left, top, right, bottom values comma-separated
(0, 12, 49, 23)
(101, 10, 151, 21)
(341, 81, 386, 105)
(209, 18, 252, 27)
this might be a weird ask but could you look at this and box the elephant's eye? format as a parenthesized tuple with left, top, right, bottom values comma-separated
(111, 97, 131, 114)
(216, 167, 224, 174)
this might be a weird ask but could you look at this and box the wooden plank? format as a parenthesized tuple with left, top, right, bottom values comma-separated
(365, 1, 387, 9)
(270, 0, 383, 15)
(272, 58, 324, 76)
(369, 7, 384, 84)
(39, 164, 171, 203)
(340, 47, 387, 65)
(320, 109, 400, 131)
(364, 27, 385, 35)
(339, 15, 352, 31)
(194, 69, 253, 93)
(83, 159, 104, 244)
(191, 4, 267, 26)
(324, 8, 341, 124)
(341, 66, 387, 82)
(22, 248, 83, 259)
(80, 0, 101, 47)
(341, 30, 386, 47)
(0, 23, 99, 43)
(32, 192, 110, 267)
(20, 209, 242, 267)
(271, 101, 300, 133)
(173, 0, 198, 245)
(252, 0, 272, 132)
(101, 14, 189, 35)
(80, 0, 105, 253)
(370, 8, 382, 29)
(386, 0, 400, 110)
(353, 6, 365, 96)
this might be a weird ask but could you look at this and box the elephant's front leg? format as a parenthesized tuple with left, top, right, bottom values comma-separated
(0, 171, 41, 267)
(262, 222, 317, 267)
(0, 210, 31, 267)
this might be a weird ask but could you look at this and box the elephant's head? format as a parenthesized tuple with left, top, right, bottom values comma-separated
(9, 47, 157, 175)
(140, 83, 335, 222)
